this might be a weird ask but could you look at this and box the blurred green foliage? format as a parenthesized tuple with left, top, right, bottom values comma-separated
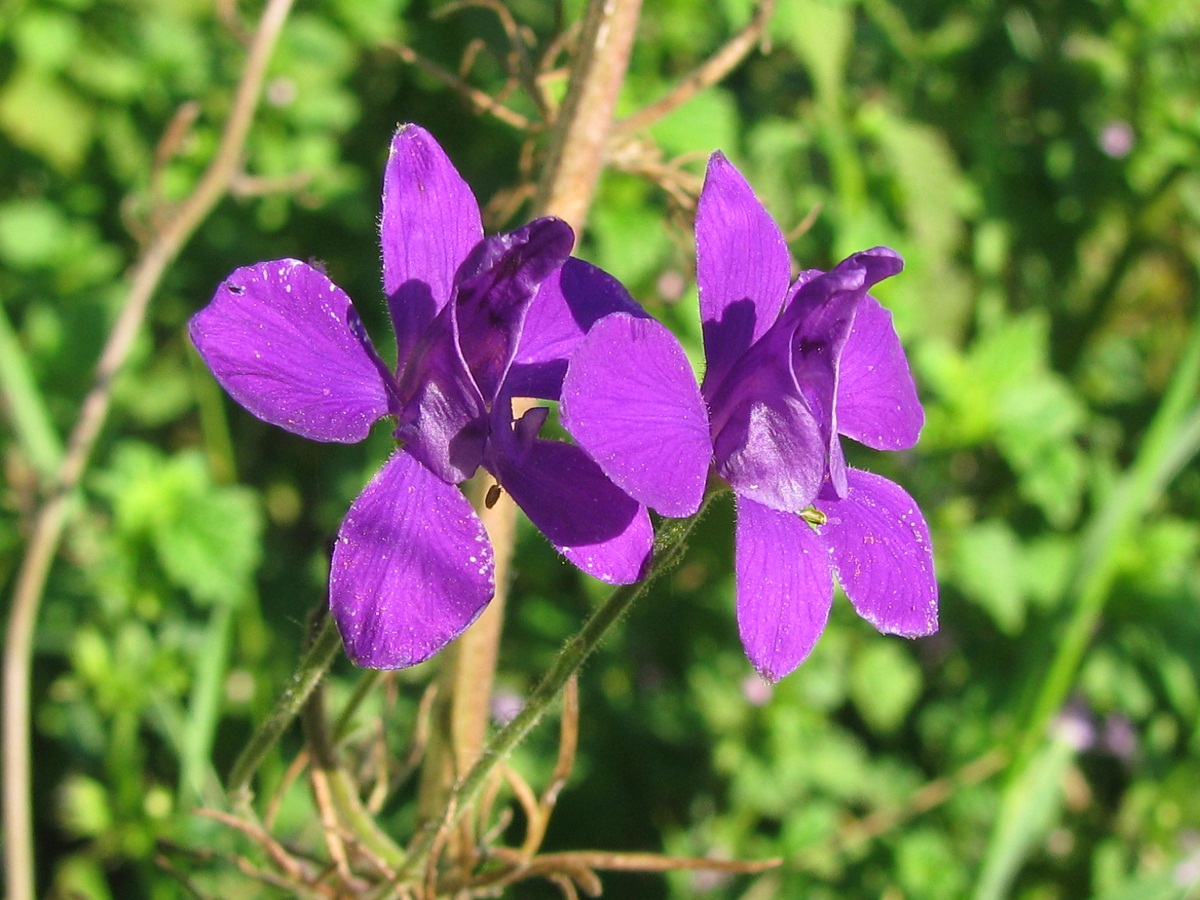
(2, 0, 1199, 897)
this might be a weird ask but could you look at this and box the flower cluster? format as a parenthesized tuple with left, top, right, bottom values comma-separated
(190, 126, 937, 679)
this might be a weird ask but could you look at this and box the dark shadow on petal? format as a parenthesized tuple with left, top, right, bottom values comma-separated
(388, 279, 439, 374)
(490, 438, 653, 583)
(700, 297, 758, 398)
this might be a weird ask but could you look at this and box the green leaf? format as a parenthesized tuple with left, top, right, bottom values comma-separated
(13, 8, 82, 71)
(100, 444, 263, 606)
(649, 87, 740, 158)
(0, 66, 94, 171)
(952, 521, 1027, 634)
(55, 774, 113, 838)
(773, 0, 854, 107)
(152, 476, 263, 606)
(974, 737, 1075, 900)
(0, 199, 71, 269)
(896, 828, 969, 898)
(849, 641, 923, 733)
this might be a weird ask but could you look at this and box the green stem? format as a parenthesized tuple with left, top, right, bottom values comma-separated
(225, 614, 343, 812)
(0, 303, 63, 478)
(181, 603, 236, 805)
(976, 313, 1200, 900)
(332, 669, 383, 743)
(302, 671, 408, 869)
(1011, 313, 1200, 775)
(401, 504, 711, 880)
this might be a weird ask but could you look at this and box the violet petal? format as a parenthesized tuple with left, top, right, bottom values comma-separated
(490, 438, 653, 584)
(817, 468, 937, 637)
(786, 247, 906, 494)
(709, 328, 826, 513)
(837, 296, 924, 450)
(453, 218, 574, 402)
(330, 451, 495, 669)
(508, 258, 648, 400)
(393, 302, 488, 485)
(736, 496, 833, 682)
(189, 260, 390, 443)
(561, 313, 712, 517)
(381, 124, 483, 369)
(696, 153, 791, 398)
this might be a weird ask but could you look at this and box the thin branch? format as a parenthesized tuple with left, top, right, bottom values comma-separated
(828, 748, 1008, 855)
(525, 849, 781, 875)
(385, 42, 535, 131)
(229, 169, 313, 198)
(438, 0, 552, 118)
(613, 0, 776, 139)
(1, 1, 296, 897)
(196, 808, 314, 885)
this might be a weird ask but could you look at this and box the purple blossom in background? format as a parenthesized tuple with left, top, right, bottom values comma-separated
(1099, 120, 1134, 158)
(190, 125, 652, 669)
(563, 152, 937, 681)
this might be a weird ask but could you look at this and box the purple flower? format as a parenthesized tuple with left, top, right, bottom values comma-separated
(189, 124, 652, 669)
(562, 152, 937, 681)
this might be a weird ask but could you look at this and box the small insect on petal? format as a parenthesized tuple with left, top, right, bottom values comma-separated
(485, 482, 503, 509)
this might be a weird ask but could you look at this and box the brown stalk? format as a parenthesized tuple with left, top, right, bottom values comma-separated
(1, 1, 297, 897)
(532, 0, 645, 227)
(410, 0, 645, 877)
(265, 747, 312, 830)
(196, 808, 315, 885)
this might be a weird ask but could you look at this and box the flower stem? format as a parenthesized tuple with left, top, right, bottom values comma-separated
(412, 0, 645, 858)
(401, 504, 711, 881)
(225, 613, 343, 813)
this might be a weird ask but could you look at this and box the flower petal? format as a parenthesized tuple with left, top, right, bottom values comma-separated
(561, 313, 711, 517)
(786, 247, 906, 493)
(736, 496, 833, 682)
(837, 296, 924, 450)
(491, 438, 653, 584)
(454, 218, 574, 402)
(330, 451, 495, 668)
(189, 260, 390, 443)
(709, 329, 826, 513)
(507, 258, 648, 400)
(382, 124, 483, 369)
(393, 302, 488, 485)
(817, 468, 937, 637)
(696, 153, 791, 397)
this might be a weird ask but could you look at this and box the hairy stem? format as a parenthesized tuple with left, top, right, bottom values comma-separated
(412, 0, 645, 858)
(226, 614, 344, 811)
(1, 2, 295, 896)
(403, 506, 709, 882)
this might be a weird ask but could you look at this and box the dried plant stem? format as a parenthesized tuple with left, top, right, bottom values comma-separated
(533, 0, 645, 227)
(412, 0, 645, 865)
(402, 507, 709, 881)
(0, 9, 295, 893)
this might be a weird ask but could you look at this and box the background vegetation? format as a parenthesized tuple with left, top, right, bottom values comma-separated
(2, 0, 1199, 897)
